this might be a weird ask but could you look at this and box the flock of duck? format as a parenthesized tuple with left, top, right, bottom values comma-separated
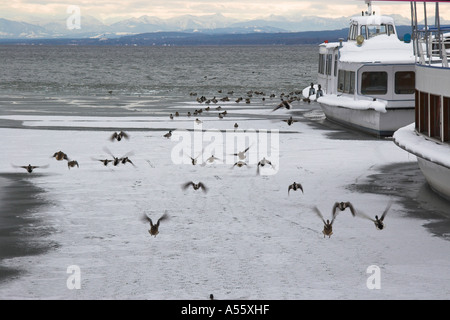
(160, 90, 392, 238)
(11, 89, 392, 239)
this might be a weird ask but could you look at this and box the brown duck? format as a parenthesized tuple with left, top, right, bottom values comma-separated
(332, 201, 356, 217)
(182, 181, 208, 193)
(356, 200, 392, 230)
(141, 212, 169, 237)
(67, 160, 79, 169)
(313, 206, 338, 238)
(14, 164, 48, 173)
(110, 131, 129, 141)
(288, 182, 303, 195)
(53, 151, 69, 161)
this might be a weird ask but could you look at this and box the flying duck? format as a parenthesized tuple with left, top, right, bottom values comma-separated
(356, 200, 392, 230)
(232, 161, 248, 168)
(103, 147, 134, 166)
(67, 160, 79, 169)
(53, 151, 69, 161)
(272, 100, 292, 112)
(141, 212, 169, 237)
(98, 159, 113, 166)
(313, 206, 337, 238)
(288, 182, 303, 195)
(282, 116, 298, 126)
(182, 181, 208, 193)
(14, 164, 48, 173)
(332, 201, 356, 217)
(256, 157, 274, 175)
(232, 146, 251, 160)
(204, 155, 221, 164)
(110, 131, 129, 142)
(120, 157, 135, 166)
(186, 149, 204, 165)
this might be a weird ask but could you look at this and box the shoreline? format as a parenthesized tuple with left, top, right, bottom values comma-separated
(0, 173, 56, 284)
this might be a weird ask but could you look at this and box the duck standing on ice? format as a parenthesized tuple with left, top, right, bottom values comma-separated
(164, 130, 173, 139)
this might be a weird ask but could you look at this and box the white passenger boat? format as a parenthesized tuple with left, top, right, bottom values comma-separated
(303, 1, 416, 137)
(393, 1, 450, 200)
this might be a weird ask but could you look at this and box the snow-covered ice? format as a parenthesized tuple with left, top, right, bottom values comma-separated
(1, 100, 450, 300)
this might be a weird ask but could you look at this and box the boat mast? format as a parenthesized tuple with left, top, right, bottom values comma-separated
(365, 1, 373, 16)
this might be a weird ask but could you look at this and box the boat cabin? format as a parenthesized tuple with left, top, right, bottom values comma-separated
(317, 13, 415, 106)
(413, 22, 450, 144)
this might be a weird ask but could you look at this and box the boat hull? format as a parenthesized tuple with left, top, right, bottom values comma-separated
(417, 157, 450, 201)
(319, 103, 414, 137)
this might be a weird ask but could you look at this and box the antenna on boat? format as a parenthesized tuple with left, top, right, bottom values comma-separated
(365, 0, 373, 16)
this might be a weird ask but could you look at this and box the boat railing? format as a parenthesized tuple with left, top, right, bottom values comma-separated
(415, 27, 450, 68)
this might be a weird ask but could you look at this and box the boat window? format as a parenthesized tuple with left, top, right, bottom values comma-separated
(326, 54, 333, 75)
(334, 55, 338, 77)
(430, 94, 441, 140)
(388, 24, 395, 36)
(338, 70, 355, 94)
(338, 70, 345, 92)
(348, 23, 358, 40)
(395, 71, 415, 94)
(318, 54, 325, 74)
(361, 71, 388, 95)
(415, 90, 419, 130)
(367, 24, 387, 39)
(360, 25, 367, 39)
(444, 97, 450, 142)
(349, 72, 355, 94)
(419, 91, 429, 134)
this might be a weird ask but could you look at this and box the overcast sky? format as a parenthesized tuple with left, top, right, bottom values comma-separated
(1, 1, 448, 23)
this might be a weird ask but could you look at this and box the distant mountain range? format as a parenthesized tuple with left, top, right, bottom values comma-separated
(0, 12, 416, 39)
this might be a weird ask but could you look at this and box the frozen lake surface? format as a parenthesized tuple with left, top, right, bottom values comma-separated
(1, 95, 450, 300)
(0, 45, 449, 300)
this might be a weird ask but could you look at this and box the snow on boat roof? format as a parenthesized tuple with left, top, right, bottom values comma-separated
(394, 123, 450, 170)
(350, 15, 396, 25)
(336, 35, 415, 64)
